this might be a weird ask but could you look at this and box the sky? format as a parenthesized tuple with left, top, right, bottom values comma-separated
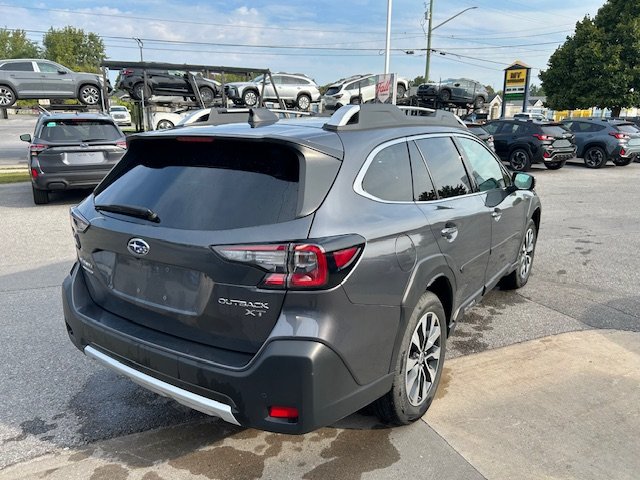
(0, 0, 606, 89)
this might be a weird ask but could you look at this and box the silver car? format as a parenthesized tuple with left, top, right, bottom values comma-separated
(0, 59, 107, 107)
(225, 73, 320, 110)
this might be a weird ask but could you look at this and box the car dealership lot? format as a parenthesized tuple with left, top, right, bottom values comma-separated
(0, 161, 639, 478)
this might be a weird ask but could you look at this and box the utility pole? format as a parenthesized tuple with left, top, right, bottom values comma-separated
(133, 38, 146, 131)
(425, 0, 434, 82)
(384, 0, 393, 74)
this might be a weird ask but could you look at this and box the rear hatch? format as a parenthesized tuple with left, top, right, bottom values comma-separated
(615, 123, 640, 149)
(542, 124, 575, 150)
(76, 135, 342, 353)
(35, 118, 126, 172)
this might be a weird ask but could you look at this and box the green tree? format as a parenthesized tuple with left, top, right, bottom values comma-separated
(484, 85, 496, 97)
(43, 26, 105, 73)
(529, 84, 545, 96)
(540, 1, 640, 117)
(0, 29, 41, 58)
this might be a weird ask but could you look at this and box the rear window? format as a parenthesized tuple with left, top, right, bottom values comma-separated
(325, 87, 341, 96)
(38, 119, 122, 143)
(94, 139, 302, 231)
(468, 126, 488, 136)
(541, 125, 569, 136)
(616, 124, 639, 133)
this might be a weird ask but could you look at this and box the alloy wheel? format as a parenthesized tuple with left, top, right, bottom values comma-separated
(297, 95, 310, 110)
(585, 149, 604, 167)
(519, 227, 535, 280)
(80, 86, 100, 105)
(511, 151, 528, 171)
(0, 87, 14, 106)
(405, 312, 442, 407)
(243, 91, 258, 106)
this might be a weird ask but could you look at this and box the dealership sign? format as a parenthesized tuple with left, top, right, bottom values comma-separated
(501, 61, 532, 117)
(375, 73, 397, 104)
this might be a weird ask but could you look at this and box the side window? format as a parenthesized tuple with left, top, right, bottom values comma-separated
(483, 122, 501, 135)
(456, 137, 506, 192)
(408, 141, 437, 201)
(362, 142, 413, 201)
(271, 76, 283, 85)
(590, 123, 607, 132)
(0, 61, 34, 71)
(36, 62, 59, 73)
(415, 137, 471, 199)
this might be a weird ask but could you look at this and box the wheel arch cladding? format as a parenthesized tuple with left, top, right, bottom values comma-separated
(426, 275, 454, 329)
(531, 208, 541, 234)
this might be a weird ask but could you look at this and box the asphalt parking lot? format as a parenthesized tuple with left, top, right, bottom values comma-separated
(0, 154, 639, 479)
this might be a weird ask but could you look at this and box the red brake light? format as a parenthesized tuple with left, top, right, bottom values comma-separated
(269, 406, 299, 420)
(122, 69, 134, 75)
(30, 144, 48, 155)
(30, 167, 38, 178)
(610, 132, 629, 140)
(116, 141, 127, 149)
(332, 247, 360, 269)
(533, 134, 554, 141)
(213, 241, 362, 290)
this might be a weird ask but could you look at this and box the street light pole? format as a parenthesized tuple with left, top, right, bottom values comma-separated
(384, 0, 393, 74)
(425, 5, 478, 83)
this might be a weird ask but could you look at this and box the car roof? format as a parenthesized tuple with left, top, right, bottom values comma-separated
(37, 112, 113, 122)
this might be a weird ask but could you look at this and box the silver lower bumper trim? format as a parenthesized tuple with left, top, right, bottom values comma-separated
(84, 345, 240, 426)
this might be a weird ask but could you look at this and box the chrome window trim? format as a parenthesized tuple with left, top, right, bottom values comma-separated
(354, 131, 495, 205)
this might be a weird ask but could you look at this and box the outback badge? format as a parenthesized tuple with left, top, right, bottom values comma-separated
(128, 238, 150, 256)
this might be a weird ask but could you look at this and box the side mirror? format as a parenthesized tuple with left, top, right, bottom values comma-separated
(57, 70, 67, 75)
(513, 172, 535, 190)
(19, 134, 31, 142)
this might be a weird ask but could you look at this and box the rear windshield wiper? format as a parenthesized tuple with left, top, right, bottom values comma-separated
(95, 204, 160, 223)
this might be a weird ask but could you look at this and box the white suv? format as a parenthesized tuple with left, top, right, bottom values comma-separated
(225, 73, 320, 110)
(323, 74, 410, 110)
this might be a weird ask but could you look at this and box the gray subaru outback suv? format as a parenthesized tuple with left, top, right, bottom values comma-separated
(62, 104, 541, 434)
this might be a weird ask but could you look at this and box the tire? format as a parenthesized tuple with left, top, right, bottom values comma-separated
(396, 84, 407, 98)
(374, 291, 446, 425)
(296, 93, 311, 111)
(474, 96, 485, 108)
(0, 85, 17, 107)
(509, 148, 532, 171)
(439, 89, 451, 102)
(612, 156, 632, 166)
(198, 86, 215, 105)
(242, 89, 259, 107)
(131, 83, 151, 101)
(545, 160, 566, 170)
(78, 84, 101, 106)
(156, 119, 174, 130)
(583, 146, 607, 168)
(500, 219, 537, 290)
(32, 186, 49, 205)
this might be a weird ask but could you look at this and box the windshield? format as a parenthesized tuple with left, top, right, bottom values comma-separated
(251, 75, 264, 83)
(110, 107, 127, 112)
(541, 125, 570, 136)
(38, 119, 122, 143)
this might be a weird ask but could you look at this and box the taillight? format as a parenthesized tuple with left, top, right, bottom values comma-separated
(70, 208, 90, 233)
(30, 144, 48, 155)
(121, 69, 133, 75)
(533, 134, 555, 141)
(30, 167, 38, 178)
(610, 132, 630, 140)
(116, 141, 127, 149)
(213, 240, 363, 290)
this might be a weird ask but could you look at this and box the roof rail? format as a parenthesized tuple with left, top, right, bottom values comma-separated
(204, 107, 315, 127)
(323, 104, 466, 131)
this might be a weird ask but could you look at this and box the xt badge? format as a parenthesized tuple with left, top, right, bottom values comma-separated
(218, 298, 269, 317)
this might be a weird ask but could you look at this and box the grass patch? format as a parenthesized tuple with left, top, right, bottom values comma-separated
(0, 170, 30, 184)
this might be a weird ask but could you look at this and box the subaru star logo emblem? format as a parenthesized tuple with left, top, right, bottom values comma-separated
(127, 238, 150, 256)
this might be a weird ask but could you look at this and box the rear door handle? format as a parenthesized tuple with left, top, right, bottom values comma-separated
(441, 225, 458, 242)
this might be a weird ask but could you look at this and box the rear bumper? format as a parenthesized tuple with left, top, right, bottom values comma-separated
(32, 168, 112, 190)
(62, 264, 392, 434)
(614, 144, 640, 158)
(538, 146, 576, 163)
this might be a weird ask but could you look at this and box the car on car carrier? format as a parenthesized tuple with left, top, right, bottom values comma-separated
(63, 104, 541, 434)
